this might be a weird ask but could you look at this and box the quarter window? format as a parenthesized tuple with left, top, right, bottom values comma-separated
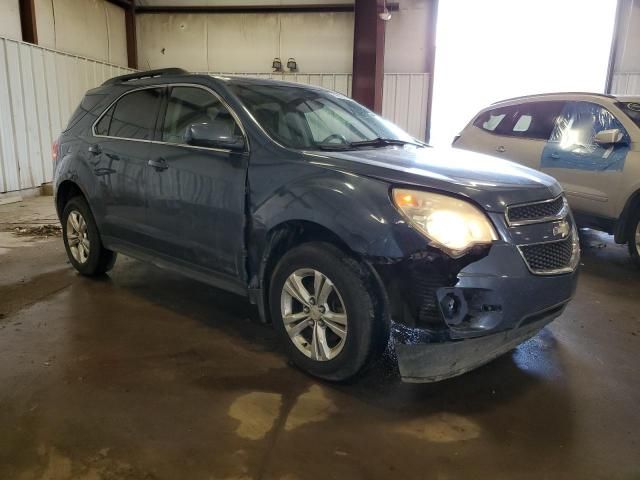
(97, 88, 163, 140)
(161, 86, 241, 145)
(94, 106, 112, 136)
(474, 108, 509, 132)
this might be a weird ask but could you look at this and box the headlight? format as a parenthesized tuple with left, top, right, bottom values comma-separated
(392, 188, 498, 257)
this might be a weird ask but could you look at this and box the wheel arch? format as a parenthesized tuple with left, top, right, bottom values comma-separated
(252, 219, 389, 324)
(614, 188, 640, 243)
(55, 180, 88, 219)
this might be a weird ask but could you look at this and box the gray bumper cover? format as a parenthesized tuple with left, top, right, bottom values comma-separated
(395, 310, 564, 383)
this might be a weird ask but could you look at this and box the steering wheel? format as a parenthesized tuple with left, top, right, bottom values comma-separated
(321, 134, 349, 144)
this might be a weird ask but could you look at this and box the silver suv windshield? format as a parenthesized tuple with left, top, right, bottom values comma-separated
(228, 82, 422, 150)
(616, 101, 640, 129)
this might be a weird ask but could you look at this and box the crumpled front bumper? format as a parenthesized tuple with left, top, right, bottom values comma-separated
(379, 239, 578, 383)
(395, 310, 563, 383)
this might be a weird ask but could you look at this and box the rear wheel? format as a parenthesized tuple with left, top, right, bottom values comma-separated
(628, 209, 640, 268)
(269, 242, 389, 381)
(62, 196, 116, 276)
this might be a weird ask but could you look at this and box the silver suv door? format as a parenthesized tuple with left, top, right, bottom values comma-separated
(540, 101, 630, 219)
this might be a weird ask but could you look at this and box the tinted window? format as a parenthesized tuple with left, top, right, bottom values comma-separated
(474, 107, 509, 132)
(228, 82, 415, 149)
(105, 88, 163, 140)
(475, 101, 565, 140)
(550, 101, 628, 151)
(94, 105, 113, 136)
(162, 86, 241, 144)
(616, 101, 640, 129)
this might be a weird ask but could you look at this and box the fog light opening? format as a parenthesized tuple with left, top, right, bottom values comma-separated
(440, 293, 460, 322)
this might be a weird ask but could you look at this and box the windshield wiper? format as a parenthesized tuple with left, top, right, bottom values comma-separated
(349, 137, 426, 148)
(316, 137, 426, 151)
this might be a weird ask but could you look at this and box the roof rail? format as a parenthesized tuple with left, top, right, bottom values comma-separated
(492, 91, 617, 105)
(101, 68, 189, 86)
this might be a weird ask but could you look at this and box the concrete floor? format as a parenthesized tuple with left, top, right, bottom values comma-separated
(0, 196, 638, 480)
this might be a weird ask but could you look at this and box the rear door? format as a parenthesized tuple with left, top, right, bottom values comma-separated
(456, 101, 565, 170)
(91, 86, 164, 246)
(540, 101, 630, 218)
(145, 85, 249, 281)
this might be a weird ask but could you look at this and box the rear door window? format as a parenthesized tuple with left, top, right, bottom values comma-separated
(475, 101, 565, 140)
(98, 88, 163, 140)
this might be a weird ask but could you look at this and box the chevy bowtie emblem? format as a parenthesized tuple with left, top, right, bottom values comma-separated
(553, 221, 570, 238)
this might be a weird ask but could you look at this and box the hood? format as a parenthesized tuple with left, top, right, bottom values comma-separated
(304, 146, 562, 212)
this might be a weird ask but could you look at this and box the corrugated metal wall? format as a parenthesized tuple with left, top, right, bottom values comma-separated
(611, 73, 640, 95)
(382, 73, 430, 141)
(0, 36, 132, 194)
(209, 72, 431, 140)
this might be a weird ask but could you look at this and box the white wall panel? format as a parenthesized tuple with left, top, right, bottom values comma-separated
(0, 36, 133, 193)
(209, 72, 430, 139)
(34, 0, 128, 67)
(0, 0, 22, 41)
(384, 0, 431, 73)
(611, 73, 640, 95)
(138, 11, 353, 73)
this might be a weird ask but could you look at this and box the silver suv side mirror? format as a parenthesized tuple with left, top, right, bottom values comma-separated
(594, 128, 626, 145)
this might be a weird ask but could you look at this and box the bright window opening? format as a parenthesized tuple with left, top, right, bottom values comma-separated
(430, 0, 618, 146)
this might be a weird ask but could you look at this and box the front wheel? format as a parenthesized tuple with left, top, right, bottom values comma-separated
(628, 209, 640, 268)
(62, 196, 117, 276)
(269, 242, 389, 381)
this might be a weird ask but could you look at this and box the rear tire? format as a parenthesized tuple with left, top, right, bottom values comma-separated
(62, 196, 116, 276)
(628, 209, 640, 269)
(269, 242, 389, 382)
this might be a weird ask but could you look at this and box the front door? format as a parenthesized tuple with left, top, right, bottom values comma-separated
(540, 101, 629, 218)
(145, 85, 249, 281)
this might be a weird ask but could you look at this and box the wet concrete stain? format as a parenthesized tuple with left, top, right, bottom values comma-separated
(0, 216, 638, 479)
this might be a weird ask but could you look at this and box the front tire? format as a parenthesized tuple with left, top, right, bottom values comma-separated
(269, 242, 389, 381)
(628, 209, 640, 268)
(62, 196, 116, 276)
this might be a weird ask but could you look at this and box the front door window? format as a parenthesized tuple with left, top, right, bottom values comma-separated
(542, 102, 630, 171)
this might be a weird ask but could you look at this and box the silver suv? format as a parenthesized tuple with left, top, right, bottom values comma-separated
(455, 93, 640, 266)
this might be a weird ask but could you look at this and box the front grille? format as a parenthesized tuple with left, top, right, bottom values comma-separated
(507, 196, 565, 225)
(519, 236, 575, 274)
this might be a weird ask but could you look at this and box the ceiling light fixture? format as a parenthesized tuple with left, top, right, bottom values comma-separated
(379, 0, 392, 21)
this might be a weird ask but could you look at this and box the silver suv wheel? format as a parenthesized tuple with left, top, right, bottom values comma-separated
(66, 210, 90, 264)
(280, 268, 348, 361)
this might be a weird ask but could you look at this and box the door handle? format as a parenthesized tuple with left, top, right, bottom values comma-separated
(148, 158, 168, 171)
(550, 152, 560, 159)
(496, 146, 506, 153)
(88, 144, 102, 155)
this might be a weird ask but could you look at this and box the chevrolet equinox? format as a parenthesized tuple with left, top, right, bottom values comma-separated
(53, 69, 580, 382)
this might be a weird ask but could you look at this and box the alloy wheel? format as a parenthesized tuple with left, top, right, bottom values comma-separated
(280, 268, 348, 361)
(66, 210, 90, 264)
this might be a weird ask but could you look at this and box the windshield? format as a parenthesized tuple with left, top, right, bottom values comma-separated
(616, 101, 640, 129)
(228, 82, 420, 150)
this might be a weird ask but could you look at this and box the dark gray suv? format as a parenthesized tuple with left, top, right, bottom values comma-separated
(53, 68, 579, 382)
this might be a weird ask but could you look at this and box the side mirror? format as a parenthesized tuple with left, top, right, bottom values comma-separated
(594, 128, 625, 145)
(183, 122, 245, 152)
